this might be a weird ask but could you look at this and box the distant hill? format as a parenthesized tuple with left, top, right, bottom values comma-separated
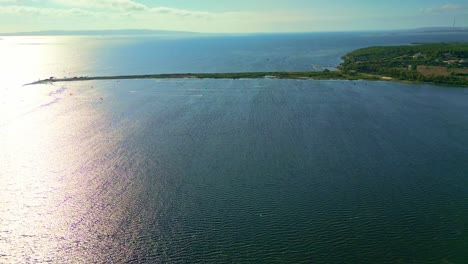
(398, 27, 468, 33)
(0, 29, 201, 36)
(2, 27, 467, 36)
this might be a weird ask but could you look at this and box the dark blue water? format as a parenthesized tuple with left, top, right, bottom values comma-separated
(1, 32, 468, 263)
(95, 79, 468, 263)
(68, 32, 468, 76)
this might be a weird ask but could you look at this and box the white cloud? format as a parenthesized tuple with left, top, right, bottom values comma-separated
(0, 1, 350, 33)
(0, 5, 101, 17)
(0, 0, 38, 3)
(51, 0, 214, 18)
(52, 0, 148, 12)
(148, 7, 213, 18)
(0, 1, 214, 20)
(421, 3, 468, 13)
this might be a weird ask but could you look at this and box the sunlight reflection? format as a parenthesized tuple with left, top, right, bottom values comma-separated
(0, 37, 113, 262)
(0, 89, 75, 259)
(0, 81, 112, 261)
(0, 36, 102, 127)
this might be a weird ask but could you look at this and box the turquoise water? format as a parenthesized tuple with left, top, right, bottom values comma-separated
(1, 33, 468, 263)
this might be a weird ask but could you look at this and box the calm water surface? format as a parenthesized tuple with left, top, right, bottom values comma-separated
(1, 33, 468, 263)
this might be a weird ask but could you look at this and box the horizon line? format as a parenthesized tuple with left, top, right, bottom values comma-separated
(1, 26, 468, 36)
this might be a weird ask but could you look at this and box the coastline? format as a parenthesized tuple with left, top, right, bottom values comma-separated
(24, 71, 467, 87)
(25, 71, 348, 85)
(25, 43, 468, 87)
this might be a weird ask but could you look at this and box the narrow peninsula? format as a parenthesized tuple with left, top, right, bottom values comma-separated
(27, 43, 468, 87)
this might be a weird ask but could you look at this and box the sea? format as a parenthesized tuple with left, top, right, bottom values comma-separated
(1, 32, 468, 263)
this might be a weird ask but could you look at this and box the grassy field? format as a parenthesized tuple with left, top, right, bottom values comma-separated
(340, 43, 468, 86)
(417, 66, 451, 76)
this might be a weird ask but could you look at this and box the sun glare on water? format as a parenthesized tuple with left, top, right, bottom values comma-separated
(0, 36, 110, 261)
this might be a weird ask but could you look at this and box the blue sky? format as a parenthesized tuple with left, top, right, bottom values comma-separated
(0, 0, 467, 33)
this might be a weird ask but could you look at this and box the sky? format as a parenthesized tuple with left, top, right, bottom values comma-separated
(0, 0, 468, 33)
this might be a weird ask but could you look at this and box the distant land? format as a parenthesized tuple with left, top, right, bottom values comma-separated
(2, 27, 468, 36)
(26, 43, 468, 87)
(340, 42, 468, 86)
(397, 27, 468, 33)
(0, 29, 201, 36)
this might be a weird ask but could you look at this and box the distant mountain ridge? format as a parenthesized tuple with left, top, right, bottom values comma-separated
(1, 27, 468, 36)
(398, 27, 468, 33)
(0, 29, 200, 36)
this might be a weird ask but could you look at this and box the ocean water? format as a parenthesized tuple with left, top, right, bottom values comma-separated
(1, 32, 468, 263)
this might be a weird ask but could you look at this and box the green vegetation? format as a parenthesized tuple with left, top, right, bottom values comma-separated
(340, 43, 468, 86)
(26, 70, 349, 85)
(26, 43, 468, 87)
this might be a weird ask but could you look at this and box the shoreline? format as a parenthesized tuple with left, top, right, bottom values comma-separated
(24, 42, 468, 88)
(24, 71, 347, 85)
(24, 71, 467, 87)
